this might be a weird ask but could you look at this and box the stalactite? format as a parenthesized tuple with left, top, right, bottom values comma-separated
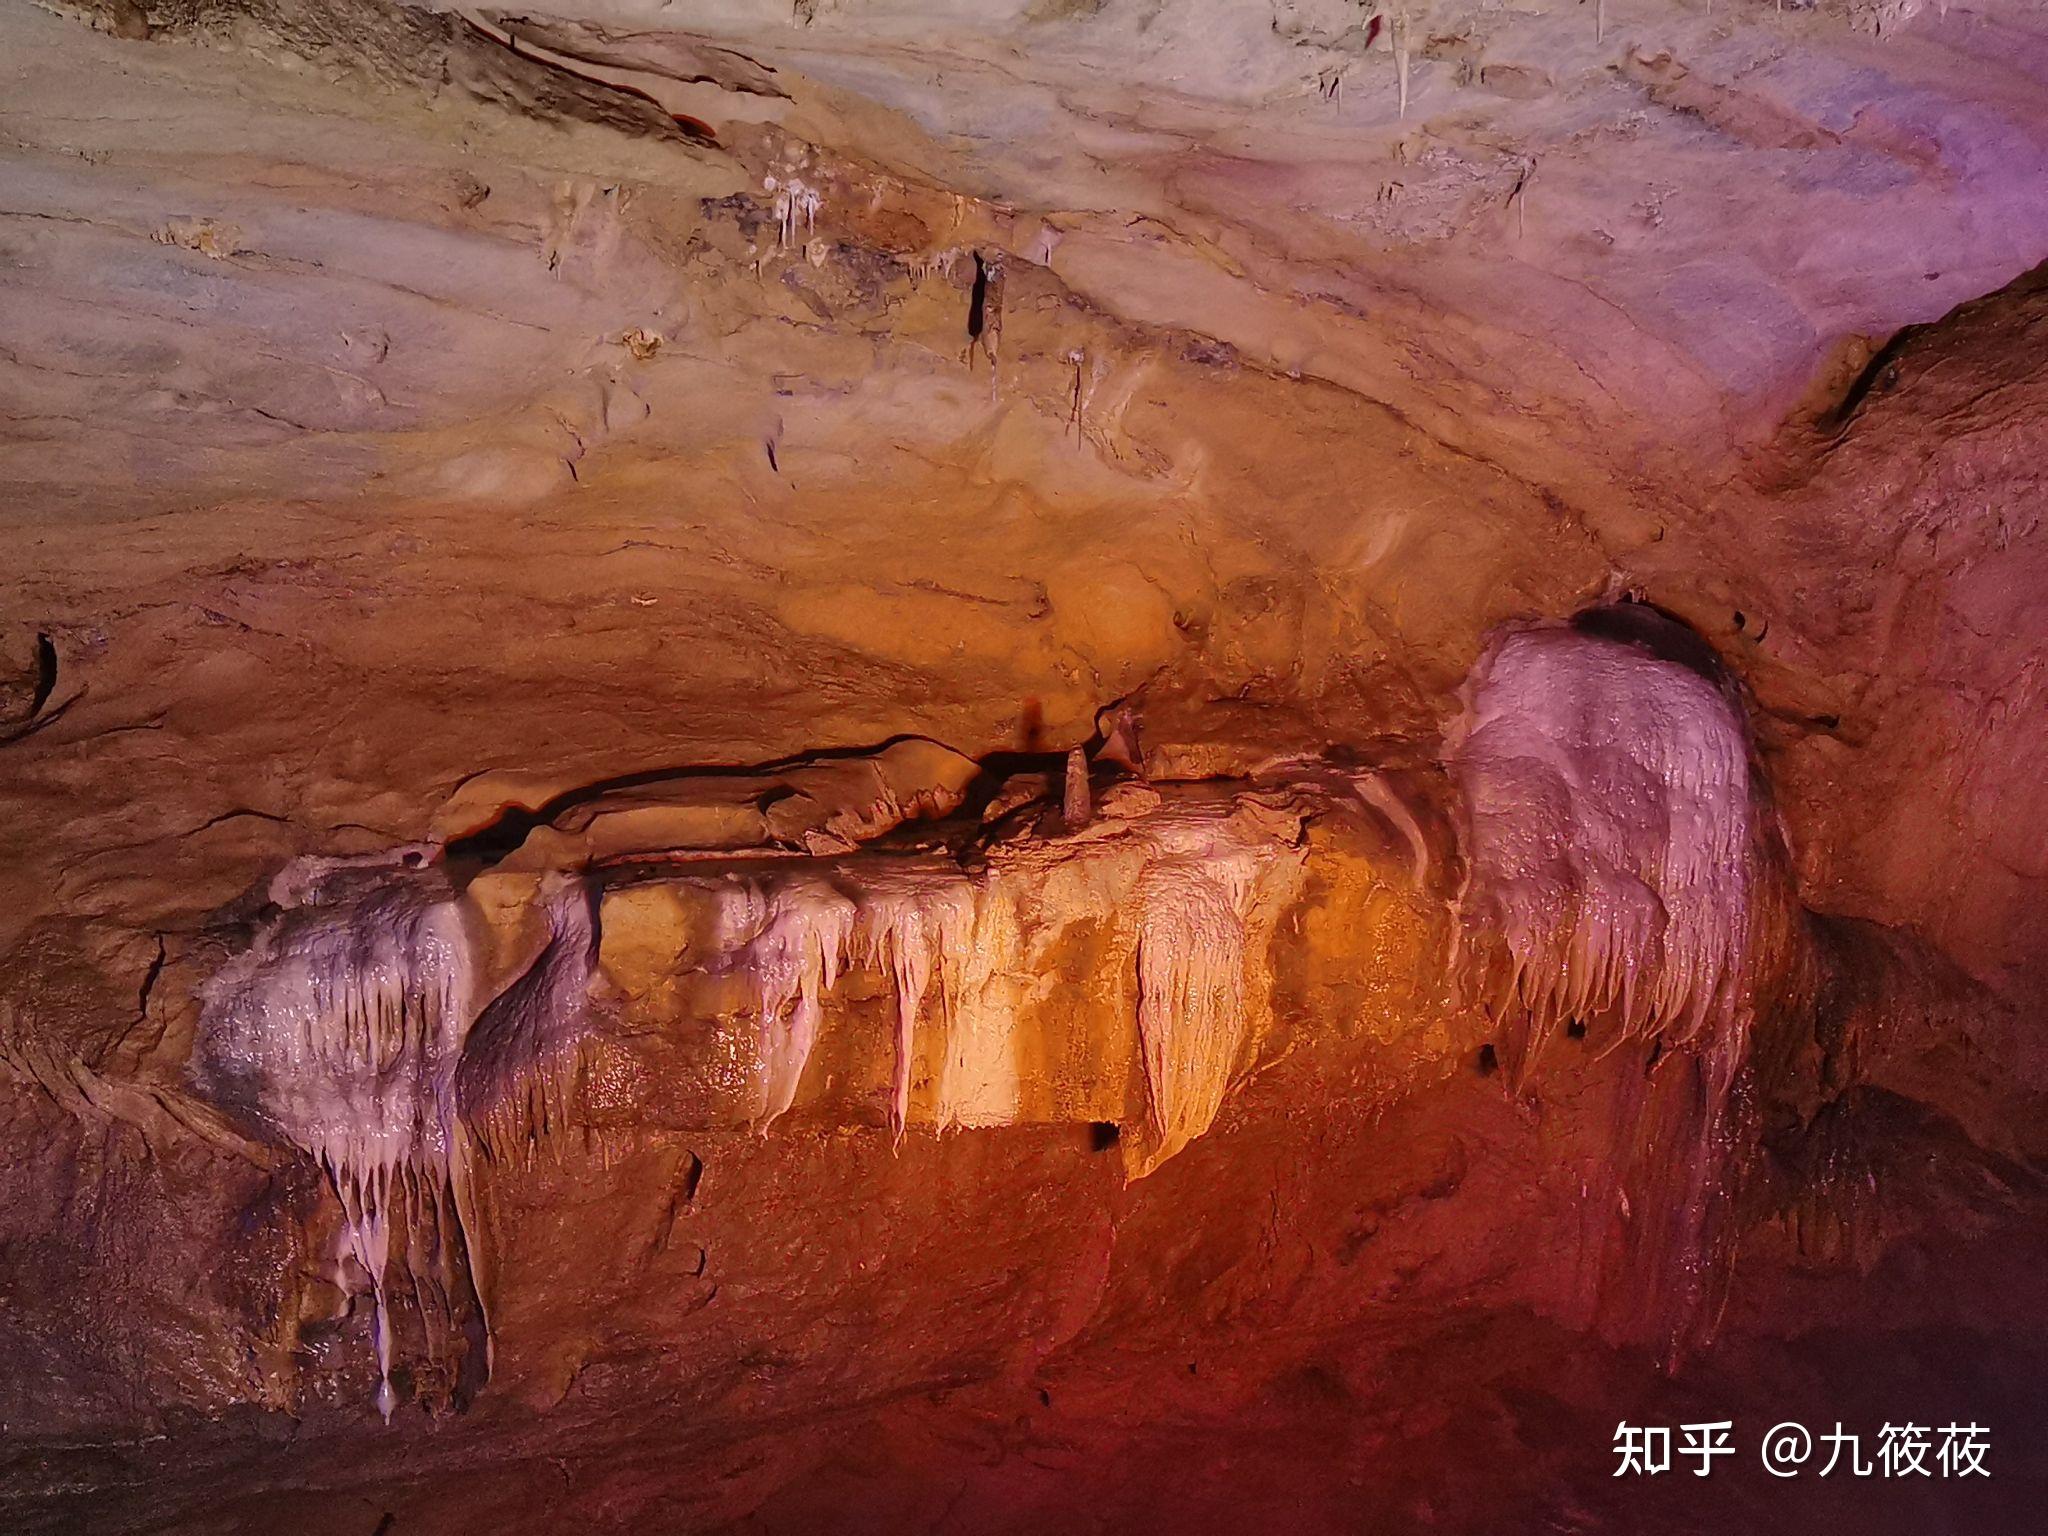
(455, 873, 599, 1383)
(198, 858, 479, 1419)
(714, 877, 859, 1123)
(764, 175, 821, 250)
(854, 872, 979, 1140)
(1394, 3, 1412, 120)
(687, 793, 1303, 1168)
(1448, 618, 1801, 1361)
(1130, 855, 1257, 1173)
(1450, 624, 1772, 1082)
(1352, 771, 1431, 889)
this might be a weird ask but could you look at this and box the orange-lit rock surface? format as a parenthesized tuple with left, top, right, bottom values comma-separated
(1, 2, 2044, 1530)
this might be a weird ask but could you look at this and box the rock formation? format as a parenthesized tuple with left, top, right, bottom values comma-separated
(1, 0, 2044, 1530)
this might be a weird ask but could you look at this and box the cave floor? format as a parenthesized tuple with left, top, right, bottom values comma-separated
(6, 1147, 2041, 1536)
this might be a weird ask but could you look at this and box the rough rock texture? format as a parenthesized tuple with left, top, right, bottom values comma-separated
(1, 0, 2045, 1530)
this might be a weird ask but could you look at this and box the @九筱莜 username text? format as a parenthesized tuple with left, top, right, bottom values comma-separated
(1613, 1420, 1990, 1478)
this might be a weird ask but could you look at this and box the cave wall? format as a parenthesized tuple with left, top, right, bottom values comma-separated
(1, 1, 2045, 1530)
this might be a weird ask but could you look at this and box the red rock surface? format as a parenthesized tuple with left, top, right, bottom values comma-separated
(1, 3, 2044, 1531)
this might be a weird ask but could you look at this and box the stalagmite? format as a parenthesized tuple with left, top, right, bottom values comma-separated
(1063, 747, 1092, 828)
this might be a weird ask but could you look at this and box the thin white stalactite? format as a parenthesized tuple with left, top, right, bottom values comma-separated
(715, 878, 859, 1123)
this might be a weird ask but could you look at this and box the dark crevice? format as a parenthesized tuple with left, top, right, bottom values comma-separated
(448, 691, 1146, 877)
(668, 113, 719, 146)
(134, 934, 166, 1027)
(490, 17, 789, 101)
(1819, 325, 1920, 436)
(955, 702, 1141, 826)
(190, 807, 292, 836)
(30, 633, 56, 716)
(460, 16, 722, 148)
(446, 733, 979, 872)
(1571, 599, 1730, 688)
(1813, 258, 2048, 441)
(967, 252, 989, 340)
